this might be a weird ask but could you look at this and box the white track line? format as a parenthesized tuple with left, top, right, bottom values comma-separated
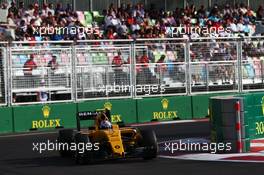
(159, 155, 264, 163)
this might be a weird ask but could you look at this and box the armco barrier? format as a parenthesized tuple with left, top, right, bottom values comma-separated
(13, 103, 77, 132)
(137, 96, 192, 123)
(77, 99, 137, 126)
(0, 107, 13, 133)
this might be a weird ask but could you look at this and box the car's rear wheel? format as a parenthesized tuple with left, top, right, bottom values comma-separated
(58, 129, 74, 157)
(74, 133, 92, 164)
(140, 129, 158, 160)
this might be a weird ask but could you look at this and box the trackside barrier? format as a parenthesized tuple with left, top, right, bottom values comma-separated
(237, 92, 264, 152)
(12, 103, 77, 132)
(235, 100, 243, 153)
(209, 94, 264, 153)
(77, 98, 137, 127)
(137, 96, 192, 123)
(210, 96, 250, 153)
(0, 107, 13, 133)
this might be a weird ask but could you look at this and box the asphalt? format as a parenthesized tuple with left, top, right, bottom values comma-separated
(0, 121, 264, 175)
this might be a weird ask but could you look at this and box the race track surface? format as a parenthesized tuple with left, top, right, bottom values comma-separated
(0, 121, 264, 175)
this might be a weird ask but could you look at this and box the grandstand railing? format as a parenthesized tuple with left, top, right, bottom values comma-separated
(0, 42, 8, 106)
(1, 37, 264, 105)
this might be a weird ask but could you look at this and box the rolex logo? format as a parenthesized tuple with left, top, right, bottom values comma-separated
(104, 102, 112, 110)
(161, 98, 169, 110)
(42, 105, 51, 118)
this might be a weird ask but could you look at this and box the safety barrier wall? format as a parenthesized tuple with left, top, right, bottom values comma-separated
(6, 91, 264, 134)
(0, 106, 13, 133)
(12, 103, 77, 132)
(137, 96, 192, 123)
(0, 92, 238, 133)
(238, 92, 264, 141)
(210, 92, 264, 153)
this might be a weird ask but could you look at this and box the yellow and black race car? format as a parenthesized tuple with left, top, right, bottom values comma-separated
(57, 109, 158, 164)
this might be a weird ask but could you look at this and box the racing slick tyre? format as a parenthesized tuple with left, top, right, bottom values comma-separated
(140, 130, 158, 160)
(58, 129, 74, 157)
(74, 133, 92, 165)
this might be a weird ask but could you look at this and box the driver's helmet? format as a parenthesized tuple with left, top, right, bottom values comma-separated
(99, 113, 112, 129)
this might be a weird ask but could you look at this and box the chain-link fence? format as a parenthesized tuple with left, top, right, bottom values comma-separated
(75, 40, 133, 100)
(0, 37, 264, 105)
(10, 42, 73, 104)
(242, 37, 264, 91)
(135, 38, 187, 96)
(190, 39, 239, 93)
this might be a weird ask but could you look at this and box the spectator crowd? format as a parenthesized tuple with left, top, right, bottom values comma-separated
(0, 1, 263, 41)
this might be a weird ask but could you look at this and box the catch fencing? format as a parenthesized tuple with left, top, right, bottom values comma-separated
(0, 37, 264, 105)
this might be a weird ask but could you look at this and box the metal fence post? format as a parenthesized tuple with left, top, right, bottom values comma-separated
(71, 43, 77, 102)
(205, 63, 209, 92)
(261, 60, 264, 84)
(237, 38, 243, 93)
(7, 42, 12, 106)
(0, 45, 8, 106)
(131, 40, 136, 98)
(185, 39, 191, 95)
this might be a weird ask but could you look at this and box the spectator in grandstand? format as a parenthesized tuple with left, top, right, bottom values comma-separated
(18, 1, 25, 17)
(37, 79, 48, 102)
(23, 54, 37, 76)
(2, 1, 263, 41)
(155, 55, 167, 76)
(112, 51, 124, 85)
(135, 54, 146, 84)
(112, 51, 123, 66)
(140, 51, 152, 84)
(23, 54, 37, 91)
(8, 1, 18, 16)
(257, 5, 264, 20)
(48, 55, 59, 74)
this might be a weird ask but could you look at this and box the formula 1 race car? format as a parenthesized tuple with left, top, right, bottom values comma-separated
(57, 109, 158, 164)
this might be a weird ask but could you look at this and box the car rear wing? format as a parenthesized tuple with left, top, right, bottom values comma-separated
(76, 109, 111, 131)
(77, 111, 99, 120)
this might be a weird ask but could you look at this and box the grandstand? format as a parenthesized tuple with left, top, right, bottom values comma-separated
(1, 0, 263, 11)
(0, 0, 263, 105)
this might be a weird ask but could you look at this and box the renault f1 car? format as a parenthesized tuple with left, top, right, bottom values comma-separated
(57, 109, 158, 164)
